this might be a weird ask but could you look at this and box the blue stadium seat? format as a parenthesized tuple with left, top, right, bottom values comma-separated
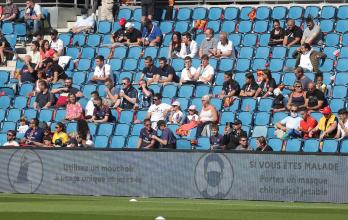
(321, 6, 336, 20)
(144, 46, 158, 58)
(38, 109, 53, 123)
(267, 127, 276, 139)
(94, 135, 109, 148)
(7, 108, 21, 122)
(178, 84, 194, 98)
(325, 33, 340, 46)
(257, 33, 270, 47)
(319, 59, 334, 72)
(162, 84, 177, 98)
(251, 58, 267, 71)
(332, 86, 347, 99)
(192, 7, 207, 20)
(113, 46, 128, 59)
(272, 46, 287, 59)
(336, 20, 348, 33)
(249, 137, 258, 150)
(0, 109, 5, 122)
(14, 23, 27, 38)
(239, 47, 254, 59)
(177, 139, 192, 150)
(128, 46, 143, 59)
(235, 59, 250, 72)
(341, 47, 348, 58)
(85, 34, 101, 47)
(58, 33, 72, 47)
(1, 121, 16, 132)
(72, 33, 86, 47)
(208, 7, 223, 20)
(54, 108, 66, 122)
(334, 72, 348, 86)
(206, 20, 221, 33)
(323, 46, 338, 59)
(66, 47, 80, 60)
(319, 20, 334, 33)
(77, 59, 91, 71)
(252, 126, 268, 138)
(19, 83, 34, 97)
(254, 20, 268, 33)
(72, 71, 86, 85)
(2, 22, 13, 34)
(224, 7, 239, 20)
(254, 112, 270, 125)
(176, 7, 192, 21)
(117, 72, 133, 84)
(256, 6, 270, 20)
(214, 73, 225, 86)
(288, 6, 304, 20)
(242, 33, 257, 47)
(194, 33, 205, 46)
(340, 140, 348, 153)
(229, 33, 241, 46)
(121, 58, 137, 72)
(108, 58, 122, 71)
(148, 84, 161, 94)
(126, 135, 139, 148)
(82, 84, 97, 99)
(330, 99, 345, 113)
(239, 6, 253, 20)
(303, 139, 320, 152)
(197, 137, 210, 150)
(110, 135, 126, 148)
(174, 21, 190, 33)
(268, 138, 282, 151)
(102, 34, 112, 45)
(285, 139, 302, 152)
(97, 123, 114, 136)
(342, 34, 348, 46)
(132, 8, 142, 22)
(195, 85, 210, 97)
(220, 111, 235, 125)
(255, 47, 270, 59)
(119, 110, 134, 124)
(322, 139, 339, 153)
(237, 111, 253, 126)
(304, 6, 320, 19)
(221, 21, 236, 34)
(0, 96, 11, 109)
(159, 21, 173, 34)
(258, 98, 273, 112)
(117, 8, 132, 20)
(66, 122, 77, 133)
(87, 122, 97, 136)
(272, 6, 287, 20)
(337, 5, 348, 19)
(272, 112, 288, 124)
(269, 59, 284, 72)
(131, 124, 144, 136)
(23, 108, 37, 121)
(238, 21, 252, 33)
(172, 58, 184, 72)
(0, 133, 7, 145)
(13, 96, 27, 109)
(158, 47, 169, 58)
(81, 47, 95, 59)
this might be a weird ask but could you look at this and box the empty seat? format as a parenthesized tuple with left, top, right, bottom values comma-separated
(254, 20, 269, 33)
(208, 7, 223, 20)
(254, 112, 270, 125)
(268, 138, 282, 151)
(252, 126, 267, 137)
(238, 21, 252, 33)
(162, 84, 177, 98)
(110, 135, 126, 148)
(7, 108, 21, 122)
(322, 139, 339, 153)
(319, 20, 334, 33)
(176, 139, 192, 150)
(94, 135, 109, 148)
(220, 111, 235, 124)
(288, 6, 304, 20)
(86, 34, 101, 47)
(224, 7, 239, 20)
(337, 5, 348, 19)
(235, 59, 250, 72)
(272, 6, 287, 20)
(178, 85, 194, 98)
(285, 139, 302, 152)
(336, 20, 348, 33)
(272, 46, 287, 59)
(113, 46, 128, 59)
(0, 96, 11, 109)
(206, 20, 221, 33)
(174, 21, 190, 33)
(320, 6, 336, 20)
(304, 6, 320, 19)
(237, 111, 253, 126)
(195, 85, 210, 97)
(192, 7, 207, 20)
(239, 6, 253, 20)
(325, 33, 340, 46)
(176, 7, 192, 21)
(332, 86, 347, 99)
(119, 110, 134, 124)
(126, 135, 139, 148)
(303, 139, 320, 152)
(239, 47, 254, 59)
(117, 8, 132, 20)
(256, 6, 271, 20)
(197, 137, 210, 150)
(1, 121, 16, 132)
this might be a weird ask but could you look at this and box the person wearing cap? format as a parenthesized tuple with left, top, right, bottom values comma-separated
(275, 105, 302, 141)
(219, 71, 240, 106)
(124, 22, 142, 46)
(71, 8, 95, 34)
(194, 54, 215, 85)
(141, 19, 162, 47)
(137, 118, 157, 149)
(240, 72, 259, 97)
(110, 18, 127, 46)
(305, 81, 327, 111)
(310, 106, 338, 149)
(24, 0, 42, 34)
(146, 93, 172, 129)
(183, 105, 199, 124)
(49, 29, 64, 58)
(151, 120, 177, 149)
(335, 108, 348, 140)
(3, 130, 19, 147)
(169, 101, 184, 125)
(222, 119, 247, 150)
(43, 57, 67, 83)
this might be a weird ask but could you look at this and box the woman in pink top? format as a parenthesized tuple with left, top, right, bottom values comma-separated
(40, 40, 56, 61)
(65, 93, 83, 121)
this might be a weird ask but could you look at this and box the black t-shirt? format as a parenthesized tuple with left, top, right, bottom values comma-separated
(259, 78, 277, 96)
(257, 145, 273, 152)
(222, 129, 247, 150)
(46, 63, 67, 80)
(285, 26, 303, 43)
(222, 80, 240, 96)
(120, 86, 138, 110)
(35, 91, 55, 108)
(139, 127, 157, 148)
(160, 65, 179, 83)
(241, 81, 259, 93)
(142, 65, 162, 79)
(113, 28, 127, 42)
(306, 89, 326, 108)
(0, 36, 10, 48)
(20, 63, 37, 83)
(272, 94, 285, 109)
(125, 28, 142, 43)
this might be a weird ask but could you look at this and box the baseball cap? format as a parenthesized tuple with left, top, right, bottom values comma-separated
(172, 101, 180, 107)
(125, 22, 134, 30)
(188, 105, 196, 110)
(118, 18, 126, 26)
(320, 106, 332, 115)
(233, 119, 242, 125)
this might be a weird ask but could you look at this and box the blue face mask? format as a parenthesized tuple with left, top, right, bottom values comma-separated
(206, 171, 221, 187)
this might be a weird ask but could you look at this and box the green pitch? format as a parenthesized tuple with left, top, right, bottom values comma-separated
(0, 194, 347, 220)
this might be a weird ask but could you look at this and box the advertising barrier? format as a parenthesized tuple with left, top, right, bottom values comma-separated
(0, 149, 347, 203)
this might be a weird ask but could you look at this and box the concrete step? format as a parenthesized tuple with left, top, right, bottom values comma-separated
(6, 61, 16, 68)
(57, 28, 70, 33)
(67, 21, 76, 30)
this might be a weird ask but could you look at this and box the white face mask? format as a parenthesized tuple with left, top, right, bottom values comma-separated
(291, 112, 298, 118)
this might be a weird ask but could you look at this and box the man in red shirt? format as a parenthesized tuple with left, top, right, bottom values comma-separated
(299, 109, 318, 138)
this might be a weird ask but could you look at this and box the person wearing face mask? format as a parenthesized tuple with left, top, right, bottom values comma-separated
(0, 0, 19, 23)
(275, 105, 302, 139)
(71, 8, 95, 34)
(292, 43, 326, 74)
(199, 28, 218, 58)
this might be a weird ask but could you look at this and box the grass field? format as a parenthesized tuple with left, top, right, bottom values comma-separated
(0, 194, 348, 220)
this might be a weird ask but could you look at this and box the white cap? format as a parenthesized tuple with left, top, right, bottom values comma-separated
(125, 22, 134, 30)
(273, 88, 282, 96)
(188, 105, 196, 110)
(172, 101, 180, 107)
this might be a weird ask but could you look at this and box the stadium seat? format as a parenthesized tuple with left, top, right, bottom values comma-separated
(242, 33, 257, 46)
(87, 34, 101, 47)
(82, 84, 97, 99)
(249, 137, 258, 150)
(174, 21, 190, 33)
(1, 121, 16, 132)
(23, 109, 37, 121)
(1, 22, 13, 35)
(117, 72, 133, 84)
(272, 112, 288, 124)
(162, 84, 177, 98)
(224, 7, 239, 20)
(13, 96, 27, 109)
(342, 34, 348, 46)
(272, 46, 287, 59)
(269, 59, 284, 72)
(220, 111, 235, 125)
(117, 8, 132, 20)
(0, 133, 7, 145)
(72, 71, 86, 85)
(337, 5, 348, 19)
(288, 6, 304, 20)
(19, 83, 34, 96)
(66, 122, 77, 133)
(325, 33, 340, 46)
(322, 139, 339, 153)
(38, 109, 53, 123)
(195, 85, 210, 97)
(238, 21, 252, 33)
(252, 126, 267, 137)
(0, 96, 11, 109)
(206, 20, 221, 33)
(66, 47, 80, 60)
(330, 99, 345, 113)
(285, 139, 302, 152)
(272, 6, 287, 20)
(267, 127, 276, 139)
(332, 86, 347, 99)
(256, 6, 271, 20)
(239, 6, 253, 20)
(336, 20, 348, 33)
(251, 59, 267, 71)
(254, 112, 270, 125)
(340, 140, 348, 153)
(0, 109, 5, 122)
(81, 47, 95, 59)
(176, 139, 192, 150)
(176, 7, 192, 21)
(132, 8, 142, 22)
(268, 138, 282, 151)
(175, 98, 189, 111)
(239, 47, 254, 59)
(341, 47, 348, 58)
(126, 135, 139, 148)
(192, 7, 207, 20)
(225, 98, 240, 112)
(6, 108, 21, 122)
(255, 47, 270, 59)
(94, 135, 109, 148)
(159, 21, 173, 34)
(321, 6, 336, 20)
(131, 124, 144, 136)
(59, 33, 72, 47)
(323, 46, 338, 59)
(123, 58, 138, 71)
(119, 110, 134, 124)
(97, 123, 114, 137)
(319, 59, 334, 72)
(228, 33, 241, 46)
(110, 135, 126, 148)
(158, 47, 169, 58)
(258, 98, 273, 112)
(108, 58, 122, 71)
(102, 34, 112, 45)
(72, 33, 86, 47)
(303, 139, 320, 152)
(254, 20, 269, 33)
(208, 7, 223, 20)
(54, 108, 66, 122)
(144, 46, 158, 58)
(172, 58, 184, 72)
(178, 85, 194, 98)
(218, 58, 234, 72)
(235, 59, 250, 72)
(237, 112, 253, 126)
(77, 59, 91, 71)
(197, 137, 210, 150)
(320, 19, 334, 33)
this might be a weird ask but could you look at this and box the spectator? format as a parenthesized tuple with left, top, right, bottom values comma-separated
(141, 19, 162, 47)
(222, 120, 247, 150)
(310, 106, 338, 150)
(89, 96, 112, 123)
(240, 72, 259, 97)
(214, 32, 234, 58)
(176, 32, 198, 59)
(269, 19, 285, 46)
(305, 81, 326, 111)
(157, 57, 179, 84)
(275, 105, 303, 139)
(99, 0, 114, 21)
(287, 67, 312, 91)
(301, 17, 323, 46)
(40, 40, 56, 62)
(146, 93, 172, 129)
(140, 56, 161, 85)
(272, 88, 286, 112)
(90, 55, 111, 84)
(65, 93, 83, 121)
(0, 0, 19, 22)
(315, 74, 327, 95)
(183, 105, 199, 124)
(76, 119, 93, 147)
(21, 118, 44, 145)
(253, 69, 277, 98)
(336, 108, 348, 140)
(113, 77, 138, 110)
(286, 81, 306, 111)
(110, 18, 127, 46)
(33, 32, 44, 46)
(210, 123, 223, 150)
(283, 19, 303, 47)
(194, 54, 215, 85)
(49, 29, 64, 58)
(168, 32, 182, 58)
(85, 91, 99, 119)
(168, 101, 184, 125)
(123, 22, 142, 46)
(292, 43, 326, 74)
(71, 8, 95, 34)
(219, 71, 240, 107)
(52, 122, 68, 146)
(24, 0, 42, 34)
(135, 79, 154, 109)
(18, 55, 36, 83)
(16, 41, 41, 68)
(235, 135, 252, 151)
(30, 68, 46, 96)
(43, 57, 67, 83)
(180, 56, 197, 84)
(195, 95, 218, 139)
(256, 136, 273, 152)
(0, 30, 11, 65)
(3, 130, 19, 147)
(199, 28, 218, 58)
(33, 80, 55, 110)
(299, 109, 318, 139)
(17, 117, 29, 134)
(141, 0, 155, 22)
(51, 77, 83, 105)
(104, 78, 119, 107)
(137, 118, 157, 149)
(152, 120, 177, 149)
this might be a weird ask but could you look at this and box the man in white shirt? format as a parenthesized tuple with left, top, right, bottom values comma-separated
(194, 54, 214, 84)
(146, 93, 171, 129)
(176, 32, 198, 59)
(180, 56, 197, 84)
(90, 55, 111, 85)
(24, 0, 42, 34)
(336, 108, 348, 140)
(71, 8, 95, 34)
(50, 29, 64, 58)
(275, 105, 302, 139)
(85, 91, 100, 119)
(292, 43, 326, 74)
(3, 130, 20, 147)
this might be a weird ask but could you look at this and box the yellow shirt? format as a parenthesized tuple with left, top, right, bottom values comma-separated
(318, 114, 337, 133)
(52, 132, 69, 144)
